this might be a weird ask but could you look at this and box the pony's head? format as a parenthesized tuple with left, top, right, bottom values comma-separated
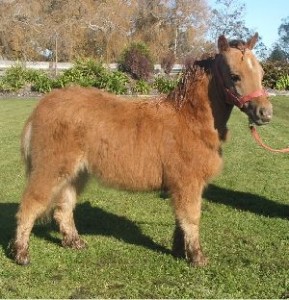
(216, 33, 272, 125)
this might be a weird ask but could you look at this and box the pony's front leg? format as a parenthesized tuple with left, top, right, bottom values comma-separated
(172, 183, 207, 266)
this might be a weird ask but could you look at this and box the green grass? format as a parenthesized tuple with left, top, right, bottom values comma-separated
(1, 97, 289, 298)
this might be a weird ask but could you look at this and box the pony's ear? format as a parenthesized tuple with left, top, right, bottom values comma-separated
(218, 35, 229, 52)
(246, 32, 259, 50)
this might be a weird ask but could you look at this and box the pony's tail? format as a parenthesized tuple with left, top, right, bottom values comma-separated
(21, 118, 33, 177)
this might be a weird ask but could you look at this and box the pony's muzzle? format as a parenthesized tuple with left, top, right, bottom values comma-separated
(256, 106, 273, 123)
(243, 98, 273, 125)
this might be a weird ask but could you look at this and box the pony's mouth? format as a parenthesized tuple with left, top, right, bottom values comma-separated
(248, 117, 270, 126)
(243, 101, 273, 126)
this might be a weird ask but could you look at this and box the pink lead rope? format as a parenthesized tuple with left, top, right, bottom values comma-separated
(250, 125, 289, 153)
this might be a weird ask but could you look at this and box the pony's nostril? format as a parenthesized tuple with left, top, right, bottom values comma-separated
(266, 113, 272, 120)
(259, 107, 265, 116)
(258, 107, 272, 122)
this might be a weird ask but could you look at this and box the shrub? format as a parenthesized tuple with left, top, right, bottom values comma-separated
(25, 69, 44, 83)
(0, 79, 13, 92)
(57, 59, 130, 94)
(154, 75, 179, 94)
(23, 69, 55, 93)
(0, 65, 55, 93)
(131, 79, 151, 95)
(106, 71, 129, 95)
(1, 65, 27, 91)
(119, 42, 154, 80)
(93, 68, 112, 90)
(276, 74, 289, 90)
(58, 59, 100, 87)
(31, 73, 54, 93)
(262, 62, 289, 89)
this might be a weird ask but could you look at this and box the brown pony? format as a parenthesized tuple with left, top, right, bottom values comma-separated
(11, 33, 272, 266)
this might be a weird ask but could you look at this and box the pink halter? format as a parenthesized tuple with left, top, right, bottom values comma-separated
(224, 87, 268, 108)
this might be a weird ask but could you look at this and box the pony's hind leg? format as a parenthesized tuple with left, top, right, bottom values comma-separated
(172, 181, 207, 267)
(11, 175, 64, 265)
(53, 184, 86, 249)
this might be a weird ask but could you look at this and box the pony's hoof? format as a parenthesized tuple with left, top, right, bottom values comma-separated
(187, 249, 208, 267)
(62, 237, 87, 250)
(8, 240, 30, 266)
(15, 254, 30, 266)
(190, 255, 208, 267)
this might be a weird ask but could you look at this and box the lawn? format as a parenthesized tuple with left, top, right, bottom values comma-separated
(0, 96, 289, 298)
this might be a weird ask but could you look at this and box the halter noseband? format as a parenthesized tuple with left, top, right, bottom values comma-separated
(224, 87, 268, 108)
(214, 55, 268, 109)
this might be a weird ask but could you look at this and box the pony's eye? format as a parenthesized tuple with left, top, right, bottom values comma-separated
(230, 74, 240, 82)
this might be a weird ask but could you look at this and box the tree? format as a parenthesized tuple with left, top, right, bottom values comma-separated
(278, 16, 289, 59)
(267, 43, 288, 63)
(0, 0, 212, 62)
(132, 0, 210, 61)
(86, 0, 137, 62)
(0, 0, 88, 61)
(132, 0, 171, 61)
(208, 0, 248, 40)
(169, 0, 210, 60)
(0, 0, 44, 60)
(208, 0, 267, 59)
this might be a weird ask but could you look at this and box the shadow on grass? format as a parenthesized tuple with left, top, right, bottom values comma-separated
(0, 203, 18, 254)
(0, 201, 171, 256)
(204, 184, 289, 219)
(74, 201, 171, 254)
(1, 185, 289, 257)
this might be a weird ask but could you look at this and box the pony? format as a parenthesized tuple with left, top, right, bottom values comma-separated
(11, 33, 272, 266)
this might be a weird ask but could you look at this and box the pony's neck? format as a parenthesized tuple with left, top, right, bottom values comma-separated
(182, 69, 233, 142)
(189, 58, 234, 141)
(165, 63, 234, 142)
(197, 57, 233, 142)
(208, 72, 234, 141)
(167, 68, 215, 125)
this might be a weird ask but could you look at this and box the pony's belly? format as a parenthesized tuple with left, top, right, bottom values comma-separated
(89, 159, 163, 191)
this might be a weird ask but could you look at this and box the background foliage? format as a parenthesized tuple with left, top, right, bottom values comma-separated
(262, 62, 289, 90)
(0, 60, 180, 95)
